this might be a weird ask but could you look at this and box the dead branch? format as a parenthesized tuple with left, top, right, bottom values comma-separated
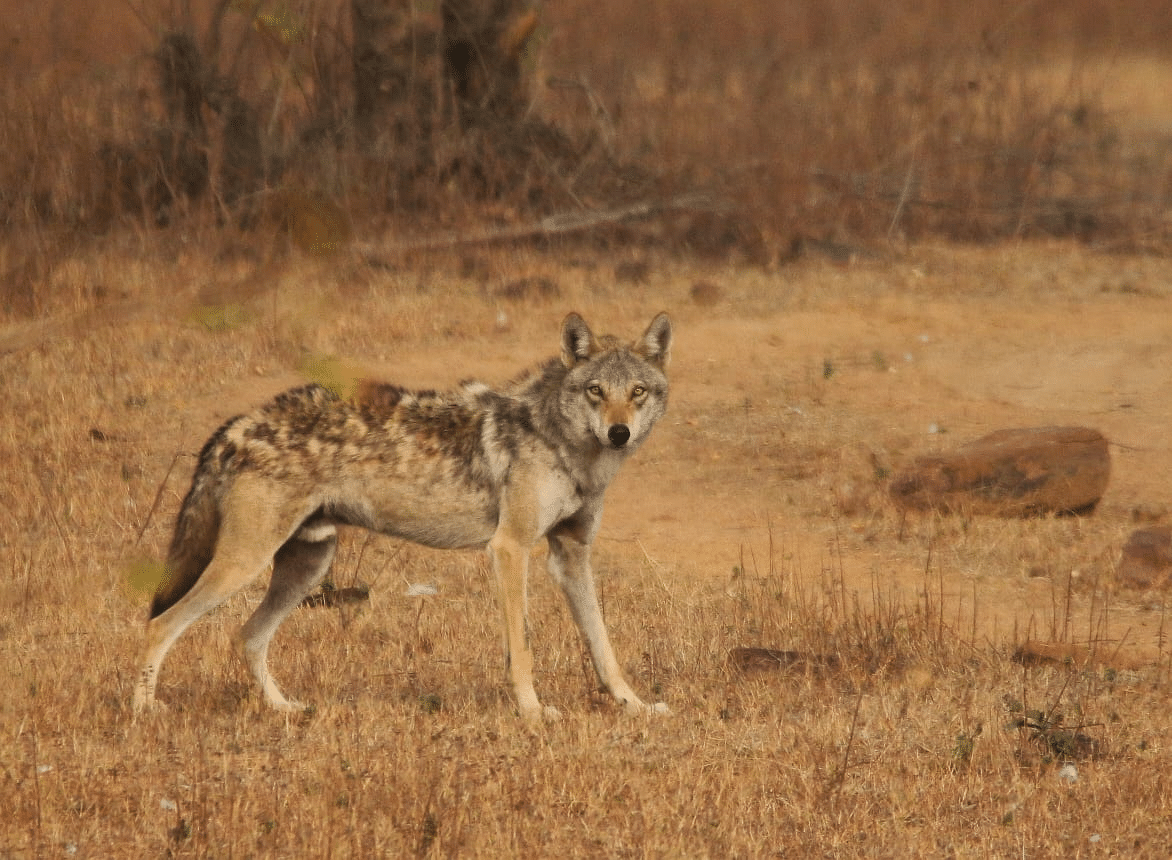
(353, 192, 719, 263)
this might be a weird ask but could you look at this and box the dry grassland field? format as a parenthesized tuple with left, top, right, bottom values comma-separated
(4, 239, 1172, 857)
(6, 1, 1172, 857)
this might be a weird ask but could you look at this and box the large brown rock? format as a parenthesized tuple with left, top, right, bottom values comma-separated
(890, 426, 1109, 516)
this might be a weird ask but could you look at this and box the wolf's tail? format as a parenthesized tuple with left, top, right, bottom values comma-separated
(148, 426, 233, 619)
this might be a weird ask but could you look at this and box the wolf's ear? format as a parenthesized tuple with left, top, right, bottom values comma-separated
(634, 312, 672, 369)
(561, 312, 598, 367)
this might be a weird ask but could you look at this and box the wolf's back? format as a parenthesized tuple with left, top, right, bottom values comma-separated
(149, 420, 237, 618)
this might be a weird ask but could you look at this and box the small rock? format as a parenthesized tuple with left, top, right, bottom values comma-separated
(1116, 526, 1172, 590)
(614, 260, 651, 285)
(494, 276, 561, 301)
(689, 280, 722, 307)
(1131, 502, 1168, 523)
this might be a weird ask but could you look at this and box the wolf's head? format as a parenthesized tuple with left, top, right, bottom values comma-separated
(558, 312, 672, 453)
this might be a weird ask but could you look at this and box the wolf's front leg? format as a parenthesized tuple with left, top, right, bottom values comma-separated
(547, 529, 669, 716)
(488, 532, 559, 722)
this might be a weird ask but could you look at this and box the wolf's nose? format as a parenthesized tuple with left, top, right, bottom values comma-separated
(608, 425, 631, 447)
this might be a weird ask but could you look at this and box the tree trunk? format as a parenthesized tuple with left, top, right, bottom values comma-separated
(350, 0, 442, 157)
(441, 0, 536, 130)
(350, 0, 537, 141)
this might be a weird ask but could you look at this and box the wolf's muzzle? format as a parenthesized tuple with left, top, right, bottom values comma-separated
(608, 424, 631, 447)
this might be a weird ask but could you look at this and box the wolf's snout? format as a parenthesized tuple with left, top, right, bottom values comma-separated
(608, 425, 631, 447)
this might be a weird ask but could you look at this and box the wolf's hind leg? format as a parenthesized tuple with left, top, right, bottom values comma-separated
(134, 522, 279, 712)
(237, 521, 337, 711)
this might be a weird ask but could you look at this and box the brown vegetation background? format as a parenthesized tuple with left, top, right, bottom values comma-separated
(3, 0, 1172, 264)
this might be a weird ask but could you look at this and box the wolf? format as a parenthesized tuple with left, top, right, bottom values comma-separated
(133, 312, 673, 721)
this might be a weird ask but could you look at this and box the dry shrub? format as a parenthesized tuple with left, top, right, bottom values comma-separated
(3, 0, 1172, 313)
(545, 0, 1172, 243)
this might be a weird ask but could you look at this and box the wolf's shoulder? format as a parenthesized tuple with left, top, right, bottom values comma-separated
(494, 358, 567, 397)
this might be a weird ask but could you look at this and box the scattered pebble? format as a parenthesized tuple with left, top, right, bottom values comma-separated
(615, 260, 651, 284)
(690, 280, 722, 306)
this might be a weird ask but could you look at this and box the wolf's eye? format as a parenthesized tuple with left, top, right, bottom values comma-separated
(587, 384, 603, 398)
(632, 385, 646, 398)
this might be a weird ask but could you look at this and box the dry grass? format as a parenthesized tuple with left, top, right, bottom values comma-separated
(4, 244, 1172, 856)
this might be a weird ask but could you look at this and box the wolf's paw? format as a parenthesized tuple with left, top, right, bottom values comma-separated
(619, 696, 670, 717)
(518, 703, 562, 723)
(131, 681, 167, 714)
(131, 697, 167, 720)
